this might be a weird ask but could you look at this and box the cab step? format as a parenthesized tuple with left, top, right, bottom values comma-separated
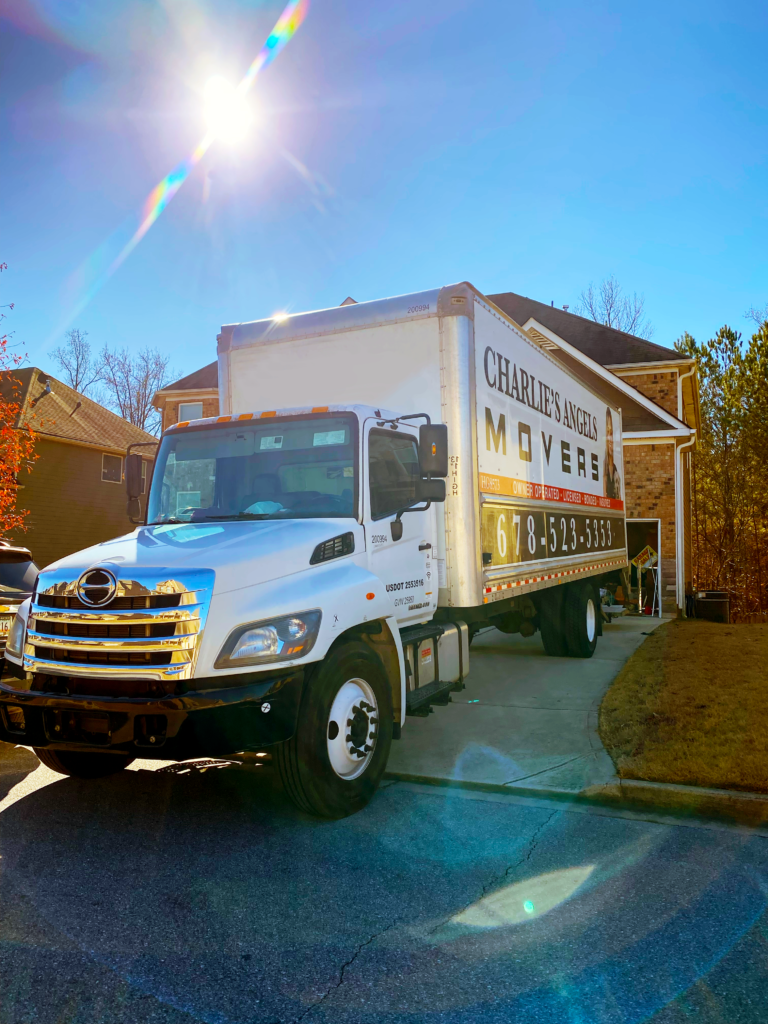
(405, 677, 455, 716)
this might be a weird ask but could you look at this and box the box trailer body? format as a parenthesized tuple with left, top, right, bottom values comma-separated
(218, 282, 627, 613)
(0, 282, 626, 817)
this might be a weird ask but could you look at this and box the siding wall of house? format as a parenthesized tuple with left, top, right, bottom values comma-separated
(11, 438, 144, 569)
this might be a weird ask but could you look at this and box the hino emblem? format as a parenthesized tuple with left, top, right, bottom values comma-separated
(76, 567, 118, 607)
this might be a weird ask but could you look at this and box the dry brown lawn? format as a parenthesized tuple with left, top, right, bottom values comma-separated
(599, 619, 768, 792)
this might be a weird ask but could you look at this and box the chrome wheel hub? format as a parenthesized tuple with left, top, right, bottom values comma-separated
(327, 678, 379, 780)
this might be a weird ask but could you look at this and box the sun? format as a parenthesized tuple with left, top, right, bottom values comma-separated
(203, 76, 254, 144)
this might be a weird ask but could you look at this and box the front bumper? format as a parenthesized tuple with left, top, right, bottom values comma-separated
(0, 668, 305, 760)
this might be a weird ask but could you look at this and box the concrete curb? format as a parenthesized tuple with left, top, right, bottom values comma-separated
(383, 771, 768, 826)
(589, 778, 768, 826)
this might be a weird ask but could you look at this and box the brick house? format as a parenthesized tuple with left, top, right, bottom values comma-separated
(153, 291, 699, 615)
(487, 293, 699, 614)
(153, 362, 219, 433)
(2, 368, 157, 569)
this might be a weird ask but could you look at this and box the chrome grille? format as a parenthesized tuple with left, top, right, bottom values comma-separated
(25, 567, 214, 681)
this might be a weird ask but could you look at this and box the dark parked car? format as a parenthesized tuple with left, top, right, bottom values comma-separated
(0, 540, 38, 653)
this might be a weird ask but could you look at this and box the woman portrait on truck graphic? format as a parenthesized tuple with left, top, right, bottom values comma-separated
(603, 407, 622, 499)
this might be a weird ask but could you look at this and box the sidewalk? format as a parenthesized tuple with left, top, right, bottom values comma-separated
(386, 616, 666, 793)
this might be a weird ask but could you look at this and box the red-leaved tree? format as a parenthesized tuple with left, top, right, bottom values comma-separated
(0, 263, 37, 534)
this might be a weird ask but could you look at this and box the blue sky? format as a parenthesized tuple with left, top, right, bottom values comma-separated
(2, 0, 767, 382)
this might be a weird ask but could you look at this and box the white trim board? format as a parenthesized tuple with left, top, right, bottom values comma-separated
(521, 318, 690, 432)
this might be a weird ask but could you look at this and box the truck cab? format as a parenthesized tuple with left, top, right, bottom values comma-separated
(0, 405, 459, 817)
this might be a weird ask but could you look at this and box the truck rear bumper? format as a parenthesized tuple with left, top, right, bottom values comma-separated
(0, 670, 305, 761)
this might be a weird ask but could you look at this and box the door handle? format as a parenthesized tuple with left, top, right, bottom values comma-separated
(419, 543, 432, 551)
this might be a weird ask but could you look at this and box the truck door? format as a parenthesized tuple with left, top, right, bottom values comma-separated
(364, 421, 437, 626)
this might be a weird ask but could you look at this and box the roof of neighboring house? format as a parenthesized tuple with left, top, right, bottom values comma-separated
(0, 367, 157, 453)
(486, 291, 689, 367)
(158, 361, 218, 394)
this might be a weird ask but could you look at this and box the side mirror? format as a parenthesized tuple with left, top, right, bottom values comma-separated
(418, 424, 448, 477)
(127, 496, 142, 521)
(416, 477, 446, 503)
(125, 453, 143, 500)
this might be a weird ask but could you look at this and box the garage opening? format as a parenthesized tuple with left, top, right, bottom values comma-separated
(625, 519, 661, 617)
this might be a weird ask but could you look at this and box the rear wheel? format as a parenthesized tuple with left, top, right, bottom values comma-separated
(34, 748, 134, 778)
(564, 581, 599, 658)
(275, 641, 393, 819)
(538, 589, 568, 657)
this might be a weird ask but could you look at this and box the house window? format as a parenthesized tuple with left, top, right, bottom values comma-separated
(141, 460, 147, 495)
(178, 401, 203, 422)
(102, 454, 123, 484)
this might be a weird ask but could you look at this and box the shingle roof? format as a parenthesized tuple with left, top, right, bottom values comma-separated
(160, 361, 218, 393)
(486, 291, 688, 367)
(0, 367, 157, 452)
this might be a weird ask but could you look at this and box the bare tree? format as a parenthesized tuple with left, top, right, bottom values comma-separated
(744, 304, 768, 327)
(51, 328, 103, 396)
(575, 276, 654, 339)
(97, 347, 173, 435)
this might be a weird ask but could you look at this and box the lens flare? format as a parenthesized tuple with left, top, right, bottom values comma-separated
(57, 0, 310, 334)
(203, 76, 254, 143)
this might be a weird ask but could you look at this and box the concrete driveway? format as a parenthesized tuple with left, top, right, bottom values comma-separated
(387, 616, 666, 793)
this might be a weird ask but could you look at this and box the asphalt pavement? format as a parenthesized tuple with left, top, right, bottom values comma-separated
(2, 745, 768, 1024)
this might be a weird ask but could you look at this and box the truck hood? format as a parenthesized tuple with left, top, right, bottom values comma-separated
(42, 520, 363, 596)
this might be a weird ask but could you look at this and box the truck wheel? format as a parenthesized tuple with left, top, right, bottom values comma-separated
(537, 589, 568, 657)
(539, 607, 568, 657)
(564, 581, 599, 658)
(34, 748, 134, 778)
(275, 641, 393, 819)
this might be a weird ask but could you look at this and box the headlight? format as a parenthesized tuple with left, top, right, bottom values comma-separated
(215, 610, 322, 669)
(6, 611, 25, 659)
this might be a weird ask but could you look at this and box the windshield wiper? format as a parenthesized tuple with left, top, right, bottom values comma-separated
(148, 517, 186, 525)
(197, 513, 272, 521)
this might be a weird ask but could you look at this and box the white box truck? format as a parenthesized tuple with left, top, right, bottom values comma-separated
(1, 283, 627, 817)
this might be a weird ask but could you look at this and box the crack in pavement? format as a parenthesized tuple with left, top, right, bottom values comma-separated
(424, 808, 559, 938)
(480, 807, 559, 895)
(290, 916, 401, 1024)
(502, 756, 584, 786)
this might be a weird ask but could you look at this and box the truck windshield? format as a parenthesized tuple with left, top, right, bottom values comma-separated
(147, 414, 358, 524)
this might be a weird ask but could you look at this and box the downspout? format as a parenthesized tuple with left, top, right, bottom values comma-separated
(675, 433, 697, 615)
(677, 362, 696, 421)
(675, 362, 698, 616)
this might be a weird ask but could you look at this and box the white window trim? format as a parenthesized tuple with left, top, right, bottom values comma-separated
(102, 453, 123, 484)
(178, 401, 204, 421)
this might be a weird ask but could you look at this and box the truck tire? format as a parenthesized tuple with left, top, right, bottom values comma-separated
(564, 581, 599, 658)
(536, 588, 568, 657)
(275, 641, 393, 819)
(34, 748, 134, 778)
